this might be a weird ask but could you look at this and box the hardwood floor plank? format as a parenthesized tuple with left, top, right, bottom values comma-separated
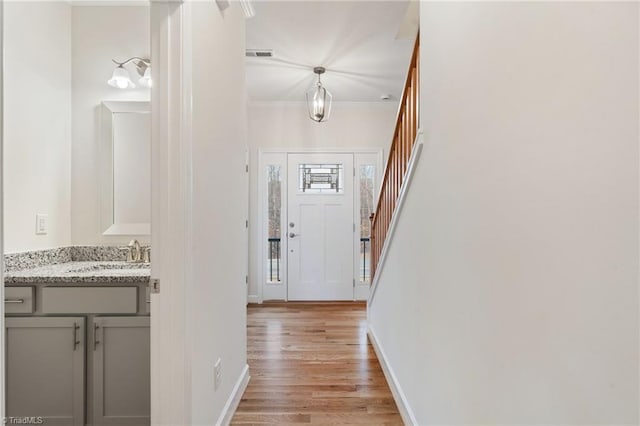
(231, 302, 402, 425)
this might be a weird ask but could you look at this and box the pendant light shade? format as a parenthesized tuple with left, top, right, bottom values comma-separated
(306, 67, 332, 123)
(138, 67, 152, 88)
(108, 64, 135, 89)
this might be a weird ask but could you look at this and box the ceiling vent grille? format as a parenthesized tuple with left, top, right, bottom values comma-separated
(246, 49, 274, 58)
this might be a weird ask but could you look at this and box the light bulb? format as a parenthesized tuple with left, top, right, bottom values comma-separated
(313, 87, 325, 120)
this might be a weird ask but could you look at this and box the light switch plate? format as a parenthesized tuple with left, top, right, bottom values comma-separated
(35, 214, 48, 235)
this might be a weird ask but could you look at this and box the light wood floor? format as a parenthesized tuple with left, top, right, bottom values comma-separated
(231, 302, 403, 425)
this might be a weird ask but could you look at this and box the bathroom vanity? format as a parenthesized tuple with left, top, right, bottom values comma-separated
(4, 247, 151, 426)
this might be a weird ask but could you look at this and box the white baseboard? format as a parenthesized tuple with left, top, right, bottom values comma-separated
(368, 325, 418, 426)
(247, 295, 261, 304)
(216, 364, 250, 426)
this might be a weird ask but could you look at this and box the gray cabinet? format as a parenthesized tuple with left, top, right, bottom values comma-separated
(5, 317, 85, 426)
(92, 316, 150, 426)
(5, 284, 151, 426)
(4, 287, 34, 314)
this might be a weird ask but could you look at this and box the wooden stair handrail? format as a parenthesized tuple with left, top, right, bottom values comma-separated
(370, 33, 420, 281)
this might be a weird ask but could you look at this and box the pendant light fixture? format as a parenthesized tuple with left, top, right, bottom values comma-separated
(306, 66, 332, 123)
(108, 57, 151, 89)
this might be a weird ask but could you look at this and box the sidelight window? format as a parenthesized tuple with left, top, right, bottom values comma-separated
(359, 165, 375, 283)
(267, 165, 282, 282)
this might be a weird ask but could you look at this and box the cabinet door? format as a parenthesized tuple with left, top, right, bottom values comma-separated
(5, 317, 85, 426)
(92, 316, 150, 426)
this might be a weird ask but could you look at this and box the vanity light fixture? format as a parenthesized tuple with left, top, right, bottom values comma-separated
(108, 57, 151, 89)
(306, 67, 332, 123)
(139, 67, 152, 88)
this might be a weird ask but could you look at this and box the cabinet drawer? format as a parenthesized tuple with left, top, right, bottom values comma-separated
(42, 287, 138, 314)
(5, 287, 34, 314)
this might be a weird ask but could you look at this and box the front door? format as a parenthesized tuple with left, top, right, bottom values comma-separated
(287, 153, 354, 300)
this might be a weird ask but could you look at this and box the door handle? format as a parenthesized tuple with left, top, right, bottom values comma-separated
(289, 232, 298, 238)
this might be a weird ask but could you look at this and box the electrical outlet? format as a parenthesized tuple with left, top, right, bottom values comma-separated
(214, 358, 222, 390)
(35, 214, 48, 235)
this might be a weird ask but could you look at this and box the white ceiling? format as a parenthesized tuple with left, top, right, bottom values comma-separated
(245, 1, 416, 102)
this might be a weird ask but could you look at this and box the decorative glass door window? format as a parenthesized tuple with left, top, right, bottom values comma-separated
(298, 164, 344, 193)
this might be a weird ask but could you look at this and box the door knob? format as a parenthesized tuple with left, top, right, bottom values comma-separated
(289, 232, 298, 238)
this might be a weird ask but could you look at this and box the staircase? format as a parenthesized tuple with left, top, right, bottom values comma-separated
(370, 34, 420, 281)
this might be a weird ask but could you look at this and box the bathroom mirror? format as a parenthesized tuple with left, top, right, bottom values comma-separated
(100, 101, 151, 235)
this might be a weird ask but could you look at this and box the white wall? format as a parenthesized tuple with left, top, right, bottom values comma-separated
(3, 2, 72, 253)
(369, 2, 639, 424)
(1, 1, 7, 419)
(189, 3, 248, 423)
(71, 5, 150, 247)
(247, 102, 396, 301)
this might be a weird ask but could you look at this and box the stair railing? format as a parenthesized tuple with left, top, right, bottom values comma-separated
(370, 33, 420, 281)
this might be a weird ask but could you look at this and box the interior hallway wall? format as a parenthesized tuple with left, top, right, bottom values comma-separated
(3, 2, 72, 253)
(189, 2, 249, 423)
(368, 2, 639, 424)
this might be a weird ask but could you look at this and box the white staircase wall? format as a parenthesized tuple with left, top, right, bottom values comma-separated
(368, 2, 639, 424)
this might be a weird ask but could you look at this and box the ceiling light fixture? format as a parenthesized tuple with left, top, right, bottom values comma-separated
(108, 57, 151, 90)
(306, 67, 332, 123)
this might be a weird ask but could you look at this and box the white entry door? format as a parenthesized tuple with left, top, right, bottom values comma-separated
(287, 153, 354, 300)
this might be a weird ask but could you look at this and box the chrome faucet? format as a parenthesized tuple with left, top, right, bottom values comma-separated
(127, 239, 142, 263)
(143, 247, 151, 263)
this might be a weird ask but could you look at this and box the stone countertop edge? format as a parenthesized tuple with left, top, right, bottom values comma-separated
(5, 275, 150, 285)
(4, 260, 150, 286)
(3, 245, 151, 273)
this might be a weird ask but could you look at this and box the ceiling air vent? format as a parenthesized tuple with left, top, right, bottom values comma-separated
(246, 49, 274, 58)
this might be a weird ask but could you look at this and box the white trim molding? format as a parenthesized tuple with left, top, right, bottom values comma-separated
(150, 1, 194, 424)
(259, 147, 385, 154)
(368, 325, 418, 425)
(368, 131, 424, 305)
(216, 364, 251, 426)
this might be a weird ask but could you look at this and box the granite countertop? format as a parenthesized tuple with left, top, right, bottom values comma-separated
(4, 246, 151, 285)
(5, 261, 151, 284)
